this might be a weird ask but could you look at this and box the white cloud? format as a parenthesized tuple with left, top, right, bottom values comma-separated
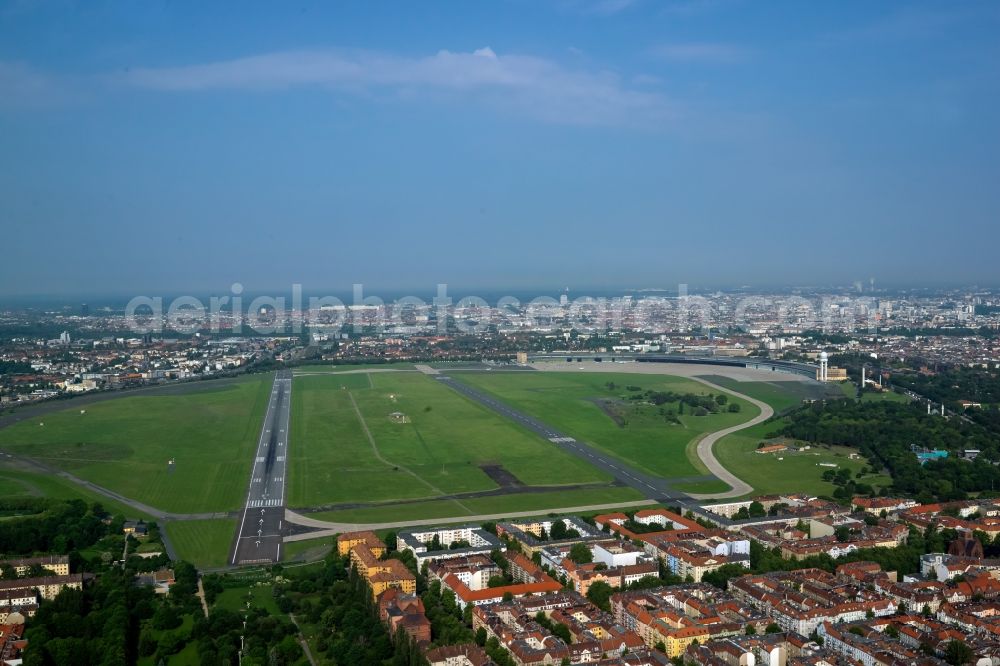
(119, 47, 674, 127)
(587, 0, 639, 15)
(0, 60, 73, 107)
(650, 42, 748, 64)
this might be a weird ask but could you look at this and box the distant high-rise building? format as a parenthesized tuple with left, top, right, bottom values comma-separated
(80, 303, 90, 316)
(59, 331, 71, 345)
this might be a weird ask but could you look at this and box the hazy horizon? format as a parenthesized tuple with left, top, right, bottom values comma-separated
(3, 1, 998, 297)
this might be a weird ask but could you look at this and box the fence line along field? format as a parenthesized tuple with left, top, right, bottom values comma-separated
(0, 375, 271, 514)
(287, 371, 620, 513)
(453, 371, 759, 480)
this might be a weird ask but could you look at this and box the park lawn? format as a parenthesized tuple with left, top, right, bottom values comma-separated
(213, 583, 281, 615)
(305, 485, 644, 524)
(288, 372, 609, 507)
(137, 616, 201, 666)
(861, 390, 911, 403)
(165, 518, 237, 569)
(455, 372, 757, 479)
(839, 381, 859, 399)
(0, 465, 155, 520)
(0, 375, 272, 513)
(708, 420, 892, 498)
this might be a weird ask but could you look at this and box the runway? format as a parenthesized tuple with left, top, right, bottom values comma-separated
(230, 369, 292, 565)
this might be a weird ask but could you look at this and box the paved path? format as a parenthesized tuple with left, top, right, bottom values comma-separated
(289, 614, 318, 666)
(196, 578, 210, 618)
(282, 499, 656, 537)
(682, 376, 773, 499)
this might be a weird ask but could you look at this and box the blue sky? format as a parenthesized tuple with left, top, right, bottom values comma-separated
(2, 0, 998, 297)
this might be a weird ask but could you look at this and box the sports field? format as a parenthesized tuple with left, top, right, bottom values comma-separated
(288, 371, 614, 509)
(453, 371, 757, 479)
(0, 375, 271, 513)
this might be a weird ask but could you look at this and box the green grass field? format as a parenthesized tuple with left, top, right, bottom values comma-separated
(0, 463, 155, 520)
(861, 389, 911, 403)
(839, 381, 859, 399)
(137, 614, 199, 666)
(281, 537, 333, 562)
(696, 375, 819, 414)
(164, 518, 237, 569)
(0, 375, 271, 513)
(454, 371, 757, 479)
(694, 419, 892, 498)
(288, 371, 611, 508)
(292, 363, 414, 373)
(213, 583, 282, 615)
(305, 485, 646, 524)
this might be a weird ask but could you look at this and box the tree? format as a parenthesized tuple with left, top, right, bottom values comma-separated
(552, 622, 572, 644)
(944, 640, 973, 666)
(151, 604, 182, 631)
(475, 627, 487, 647)
(745, 625, 756, 635)
(568, 543, 593, 565)
(701, 564, 748, 591)
(765, 623, 781, 634)
(586, 581, 614, 611)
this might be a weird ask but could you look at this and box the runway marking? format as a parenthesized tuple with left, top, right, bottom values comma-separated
(247, 498, 282, 508)
(232, 370, 292, 565)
